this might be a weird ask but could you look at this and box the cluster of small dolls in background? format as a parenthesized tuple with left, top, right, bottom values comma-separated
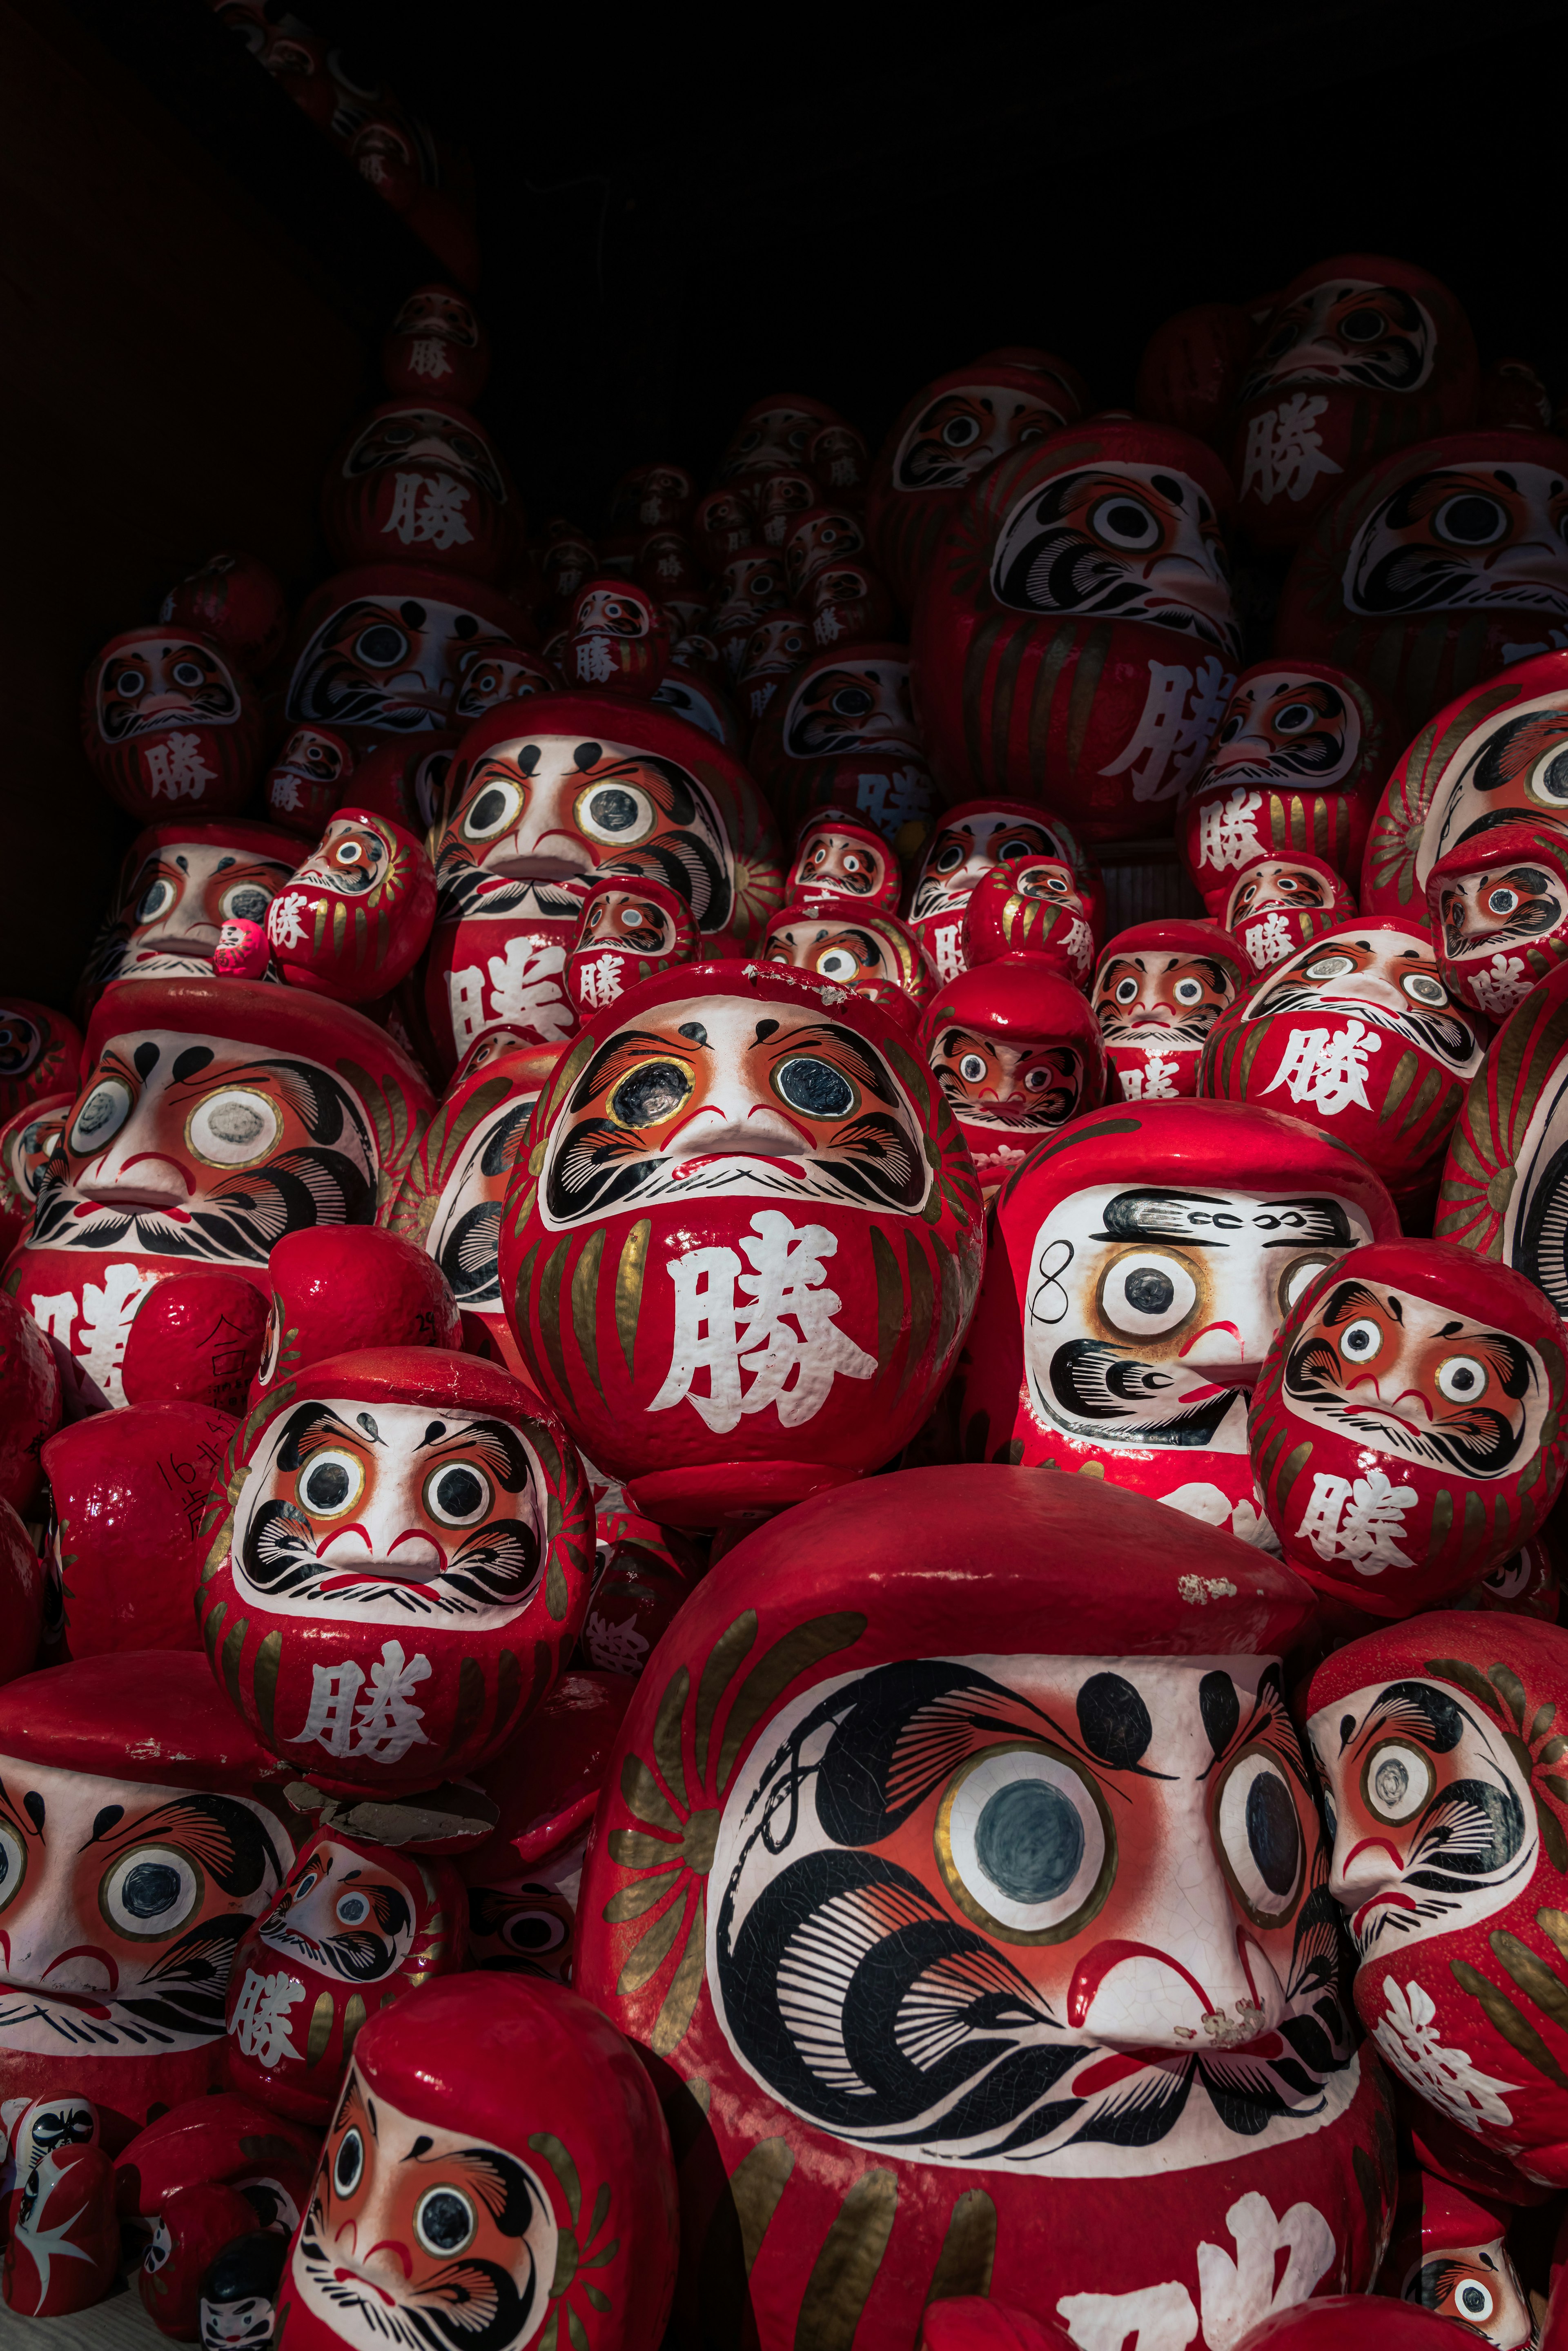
(6, 245, 1568, 2351)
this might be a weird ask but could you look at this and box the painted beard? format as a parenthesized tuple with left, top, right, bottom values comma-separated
(261, 1890, 412, 1983)
(434, 855, 586, 927)
(241, 1497, 538, 1619)
(1282, 1335, 1531, 1477)
(101, 683, 237, 742)
(1346, 473, 1568, 620)
(294, 2211, 541, 2351)
(711, 1660, 1351, 2175)
(291, 604, 466, 735)
(1097, 1010, 1218, 1049)
(32, 1144, 375, 1268)
(1245, 983, 1479, 1074)
(1042, 1339, 1242, 1448)
(0, 1914, 251, 2055)
(1443, 878, 1563, 957)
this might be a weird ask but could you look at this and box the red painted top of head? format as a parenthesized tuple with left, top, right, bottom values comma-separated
(78, 820, 303, 1007)
(920, 956, 1108, 1186)
(250, 1225, 461, 1406)
(962, 855, 1098, 982)
(0, 1651, 289, 1792)
(379, 284, 490, 407)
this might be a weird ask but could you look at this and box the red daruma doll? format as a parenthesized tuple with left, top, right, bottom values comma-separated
(1092, 919, 1247, 1101)
(499, 963, 984, 1524)
(920, 958, 1107, 1196)
(265, 806, 436, 1002)
(81, 625, 264, 822)
(1249, 1238, 1568, 1616)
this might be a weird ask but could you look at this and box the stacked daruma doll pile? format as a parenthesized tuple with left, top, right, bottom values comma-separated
(15, 227, 1568, 2351)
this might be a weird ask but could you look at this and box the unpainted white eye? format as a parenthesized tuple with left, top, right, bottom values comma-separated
(1273, 700, 1317, 733)
(0, 1819, 26, 1914)
(298, 1448, 365, 1520)
(1485, 1551, 1531, 1600)
(1114, 976, 1140, 1005)
(1454, 2279, 1495, 2323)
(1363, 1739, 1434, 1823)
(1338, 1316, 1382, 1362)
(332, 2127, 365, 2197)
(1088, 492, 1160, 550)
(1216, 1749, 1304, 1923)
(1436, 1354, 1489, 1403)
(1305, 953, 1355, 980)
(187, 1089, 281, 1167)
(1401, 970, 1449, 1006)
(423, 1462, 494, 1527)
(578, 781, 655, 845)
(958, 1052, 989, 1084)
(1280, 1253, 1334, 1313)
(1173, 976, 1205, 1005)
(144, 2219, 172, 2273)
(100, 1845, 201, 1939)
(134, 877, 176, 923)
(816, 946, 862, 982)
(70, 1078, 132, 1154)
(1100, 1250, 1196, 1337)
(336, 1890, 372, 1926)
(462, 776, 524, 841)
(414, 2185, 476, 2257)
(939, 1743, 1109, 1940)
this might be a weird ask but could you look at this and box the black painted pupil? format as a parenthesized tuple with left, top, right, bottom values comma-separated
(173, 662, 203, 686)
(1340, 308, 1384, 341)
(506, 1914, 559, 1950)
(1459, 2287, 1487, 2315)
(1125, 1270, 1174, 1315)
(78, 1089, 120, 1135)
(588, 788, 640, 832)
(358, 625, 407, 664)
(1442, 496, 1505, 544)
(1448, 1365, 1479, 1394)
(469, 787, 510, 831)
(831, 687, 873, 718)
(1373, 1757, 1409, 1808)
(943, 417, 979, 445)
(1276, 704, 1314, 731)
(777, 1056, 853, 1116)
(137, 885, 171, 920)
(304, 1461, 352, 1511)
(935, 846, 964, 870)
(611, 1061, 688, 1126)
(976, 1779, 1084, 1903)
(420, 2191, 470, 2251)
(435, 1466, 484, 1518)
(1105, 501, 1152, 540)
(1537, 752, 1568, 800)
(334, 2133, 363, 2193)
(123, 1860, 183, 1918)
(228, 889, 269, 923)
(1245, 1773, 1300, 1896)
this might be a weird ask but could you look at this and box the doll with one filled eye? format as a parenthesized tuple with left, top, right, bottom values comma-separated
(1249, 1238, 1568, 1613)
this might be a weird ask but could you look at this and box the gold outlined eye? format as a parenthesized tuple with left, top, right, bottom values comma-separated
(1435, 1354, 1489, 1404)
(1361, 1738, 1434, 1825)
(297, 1446, 366, 1521)
(462, 775, 524, 841)
(1098, 1250, 1198, 1339)
(576, 779, 655, 847)
(186, 1089, 281, 1168)
(414, 2185, 476, 2258)
(1278, 1253, 1335, 1315)
(1337, 1316, 1382, 1365)
(936, 1740, 1114, 1945)
(608, 1059, 691, 1128)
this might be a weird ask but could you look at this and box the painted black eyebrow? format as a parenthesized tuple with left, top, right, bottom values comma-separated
(276, 1401, 384, 1473)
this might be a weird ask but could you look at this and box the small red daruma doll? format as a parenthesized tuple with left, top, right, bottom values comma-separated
(271, 1972, 678, 2351)
(499, 962, 984, 1524)
(224, 1825, 466, 2122)
(1307, 1615, 1568, 2191)
(962, 853, 1099, 986)
(920, 958, 1107, 1195)
(1426, 816, 1568, 1021)
(1091, 919, 1247, 1100)
(762, 900, 935, 1007)
(565, 873, 696, 1021)
(2, 2094, 118, 2317)
(1178, 660, 1395, 914)
(320, 399, 517, 583)
(957, 1099, 1398, 1543)
(1225, 849, 1358, 975)
(562, 576, 670, 698)
(159, 550, 288, 677)
(265, 806, 436, 1002)
(1249, 1239, 1568, 1614)
(197, 1346, 595, 1797)
(262, 726, 358, 839)
(379, 283, 490, 407)
(0, 997, 82, 1117)
(906, 799, 1104, 987)
(785, 806, 902, 914)
(1200, 918, 1489, 1212)
(81, 626, 264, 822)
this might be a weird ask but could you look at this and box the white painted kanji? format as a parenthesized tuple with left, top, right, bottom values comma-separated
(230, 1968, 305, 2068)
(1100, 655, 1234, 804)
(1118, 1053, 1180, 1101)
(575, 954, 625, 1011)
(1243, 910, 1296, 968)
(267, 892, 312, 952)
(1239, 394, 1343, 505)
(1056, 2192, 1334, 2351)
(293, 1640, 433, 1766)
(1195, 786, 1264, 874)
(484, 936, 573, 1040)
(574, 637, 619, 685)
(1293, 1467, 1418, 1574)
(406, 336, 453, 382)
(32, 1265, 156, 1405)
(143, 733, 216, 802)
(1373, 1979, 1517, 2130)
(1469, 952, 1531, 1018)
(381, 471, 474, 550)
(649, 1209, 876, 1434)
(1261, 1018, 1380, 1116)
(929, 921, 966, 983)
(585, 1611, 650, 1674)
(270, 771, 303, 813)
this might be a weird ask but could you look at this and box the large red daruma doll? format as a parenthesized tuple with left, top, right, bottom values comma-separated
(499, 962, 984, 1524)
(575, 1467, 1397, 2351)
(1307, 1615, 1568, 2192)
(1436, 963, 1568, 1311)
(1178, 660, 1396, 914)
(423, 691, 784, 1074)
(1361, 651, 1568, 919)
(1231, 254, 1479, 556)
(320, 398, 517, 582)
(1249, 1238, 1568, 1616)
(7, 978, 433, 1404)
(865, 353, 1092, 610)
(80, 624, 264, 823)
(196, 1346, 594, 1798)
(282, 564, 530, 761)
(913, 419, 1243, 842)
(1274, 431, 1568, 741)
(956, 1101, 1398, 1546)
(0, 1652, 297, 2135)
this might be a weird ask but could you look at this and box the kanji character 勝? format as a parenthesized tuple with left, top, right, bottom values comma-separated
(1262, 1018, 1381, 1117)
(143, 733, 217, 802)
(1195, 786, 1265, 874)
(230, 1967, 305, 2068)
(381, 472, 474, 551)
(1239, 394, 1344, 506)
(1100, 655, 1234, 804)
(293, 1640, 434, 1765)
(1293, 1466, 1418, 1574)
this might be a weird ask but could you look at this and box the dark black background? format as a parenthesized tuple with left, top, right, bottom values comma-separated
(73, 0, 1568, 538)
